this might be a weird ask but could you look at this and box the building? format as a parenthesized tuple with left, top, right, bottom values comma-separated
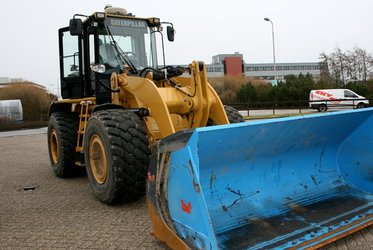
(0, 77, 47, 91)
(0, 77, 24, 84)
(212, 52, 243, 65)
(206, 53, 322, 81)
(244, 62, 322, 81)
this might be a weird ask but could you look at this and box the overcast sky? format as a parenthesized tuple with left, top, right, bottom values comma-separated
(1, 0, 372, 94)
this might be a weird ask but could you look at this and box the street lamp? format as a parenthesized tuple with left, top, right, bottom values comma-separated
(264, 17, 277, 83)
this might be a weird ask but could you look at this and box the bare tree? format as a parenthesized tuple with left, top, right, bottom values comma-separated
(320, 46, 373, 84)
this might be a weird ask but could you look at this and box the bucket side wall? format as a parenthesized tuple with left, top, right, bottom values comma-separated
(338, 113, 373, 193)
(196, 110, 372, 233)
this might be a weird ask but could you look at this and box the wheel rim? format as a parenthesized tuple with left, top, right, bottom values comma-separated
(89, 135, 108, 184)
(49, 129, 59, 164)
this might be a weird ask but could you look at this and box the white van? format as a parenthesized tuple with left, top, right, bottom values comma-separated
(309, 89, 369, 112)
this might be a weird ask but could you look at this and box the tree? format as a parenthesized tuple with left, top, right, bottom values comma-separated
(277, 73, 314, 102)
(320, 46, 373, 84)
(236, 82, 256, 103)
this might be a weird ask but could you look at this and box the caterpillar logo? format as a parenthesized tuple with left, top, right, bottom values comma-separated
(109, 18, 146, 28)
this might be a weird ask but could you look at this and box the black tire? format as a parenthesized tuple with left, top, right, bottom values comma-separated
(356, 102, 366, 109)
(47, 112, 79, 177)
(84, 109, 150, 204)
(224, 105, 245, 123)
(318, 104, 327, 112)
(207, 105, 245, 126)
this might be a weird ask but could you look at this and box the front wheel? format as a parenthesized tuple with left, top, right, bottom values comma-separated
(84, 109, 150, 204)
(356, 102, 366, 109)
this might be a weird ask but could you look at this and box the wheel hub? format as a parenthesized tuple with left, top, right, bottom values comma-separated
(89, 135, 108, 184)
(49, 129, 59, 164)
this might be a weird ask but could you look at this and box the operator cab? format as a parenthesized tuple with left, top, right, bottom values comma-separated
(58, 6, 175, 104)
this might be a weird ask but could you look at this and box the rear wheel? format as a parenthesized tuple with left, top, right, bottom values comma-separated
(318, 104, 327, 112)
(84, 109, 150, 204)
(47, 112, 79, 177)
(207, 105, 245, 126)
(224, 105, 245, 123)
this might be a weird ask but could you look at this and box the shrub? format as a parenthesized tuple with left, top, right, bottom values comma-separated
(209, 76, 262, 103)
(0, 82, 55, 121)
(236, 82, 256, 103)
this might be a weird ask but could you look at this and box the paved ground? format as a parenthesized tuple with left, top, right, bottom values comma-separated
(0, 131, 372, 249)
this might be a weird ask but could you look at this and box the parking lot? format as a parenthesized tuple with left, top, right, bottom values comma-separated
(0, 131, 372, 249)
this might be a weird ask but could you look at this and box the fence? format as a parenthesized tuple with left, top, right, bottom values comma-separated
(229, 98, 372, 116)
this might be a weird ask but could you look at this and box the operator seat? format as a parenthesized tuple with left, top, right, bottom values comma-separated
(99, 43, 118, 67)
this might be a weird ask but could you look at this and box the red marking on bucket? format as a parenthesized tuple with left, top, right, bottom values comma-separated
(181, 199, 192, 214)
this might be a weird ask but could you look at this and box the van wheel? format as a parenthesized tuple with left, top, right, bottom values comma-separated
(318, 104, 327, 112)
(356, 103, 366, 109)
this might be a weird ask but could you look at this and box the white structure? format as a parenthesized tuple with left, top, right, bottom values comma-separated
(0, 100, 23, 121)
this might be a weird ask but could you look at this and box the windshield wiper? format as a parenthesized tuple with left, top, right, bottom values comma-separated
(105, 25, 138, 74)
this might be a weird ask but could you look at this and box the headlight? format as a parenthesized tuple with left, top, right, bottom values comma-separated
(149, 17, 160, 26)
(95, 12, 106, 20)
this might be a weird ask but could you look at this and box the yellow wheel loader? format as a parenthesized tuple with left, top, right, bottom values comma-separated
(48, 6, 373, 249)
(48, 6, 243, 204)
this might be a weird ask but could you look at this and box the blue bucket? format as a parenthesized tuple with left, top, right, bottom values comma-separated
(147, 108, 373, 249)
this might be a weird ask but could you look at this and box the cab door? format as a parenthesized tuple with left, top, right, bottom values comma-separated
(59, 27, 83, 99)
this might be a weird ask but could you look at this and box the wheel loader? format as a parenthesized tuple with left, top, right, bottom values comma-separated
(48, 6, 244, 202)
(48, 6, 372, 250)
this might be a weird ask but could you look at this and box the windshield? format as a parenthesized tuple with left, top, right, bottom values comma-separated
(97, 17, 157, 71)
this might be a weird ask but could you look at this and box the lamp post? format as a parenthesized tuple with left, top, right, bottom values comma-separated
(264, 17, 277, 83)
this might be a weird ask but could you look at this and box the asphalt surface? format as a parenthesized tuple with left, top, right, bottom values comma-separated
(0, 129, 372, 249)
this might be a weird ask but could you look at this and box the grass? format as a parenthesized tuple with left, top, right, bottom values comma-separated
(244, 111, 315, 120)
(0, 120, 49, 132)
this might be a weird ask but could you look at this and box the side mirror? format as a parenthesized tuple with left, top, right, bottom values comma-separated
(69, 18, 82, 36)
(167, 26, 175, 42)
